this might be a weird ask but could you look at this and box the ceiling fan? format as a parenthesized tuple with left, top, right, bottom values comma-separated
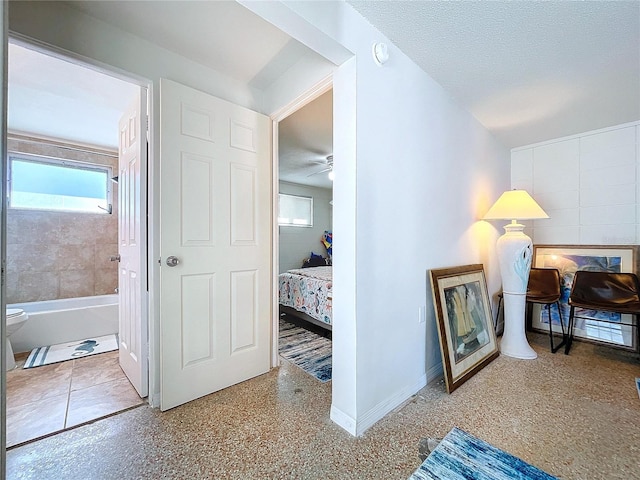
(306, 154, 334, 180)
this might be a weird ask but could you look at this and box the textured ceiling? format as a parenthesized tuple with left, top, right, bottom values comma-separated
(348, 0, 640, 148)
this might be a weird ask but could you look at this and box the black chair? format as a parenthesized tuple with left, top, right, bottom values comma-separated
(495, 267, 566, 353)
(565, 271, 640, 355)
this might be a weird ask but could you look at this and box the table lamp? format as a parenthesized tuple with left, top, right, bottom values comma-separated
(483, 190, 549, 359)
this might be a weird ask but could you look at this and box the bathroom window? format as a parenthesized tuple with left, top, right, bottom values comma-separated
(278, 193, 313, 227)
(8, 154, 113, 214)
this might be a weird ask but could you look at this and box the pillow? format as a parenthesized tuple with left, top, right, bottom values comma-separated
(303, 252, 326, 268)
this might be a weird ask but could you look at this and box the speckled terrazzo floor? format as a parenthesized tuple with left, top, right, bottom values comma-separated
(7, 332, 640, 480)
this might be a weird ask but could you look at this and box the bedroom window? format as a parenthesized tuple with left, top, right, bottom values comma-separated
(278, 193, 313, 227)
(8, 153, 113, 214)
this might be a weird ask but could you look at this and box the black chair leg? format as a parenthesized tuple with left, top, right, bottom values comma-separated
(548, 302, 566, 354)
(495, 294, 503, 332)
(564, 306, 576, 355)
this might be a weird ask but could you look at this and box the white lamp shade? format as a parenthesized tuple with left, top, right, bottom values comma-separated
(483, 190, 549, 221)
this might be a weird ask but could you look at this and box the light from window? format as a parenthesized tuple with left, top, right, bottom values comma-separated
(278, 193, 313, 227)
(9, 154, 112, 214)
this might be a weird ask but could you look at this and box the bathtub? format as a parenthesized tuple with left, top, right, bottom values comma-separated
(8, 294, 119, 354)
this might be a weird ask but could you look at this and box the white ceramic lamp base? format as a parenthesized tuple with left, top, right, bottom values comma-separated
(500, 292, 537, 359)
(496, 222, 537, 360)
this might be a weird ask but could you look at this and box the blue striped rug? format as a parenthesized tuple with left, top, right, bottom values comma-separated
(24, 334, 119, 369)
(409, 427, 557, 480)
(279, 319, 331, 382)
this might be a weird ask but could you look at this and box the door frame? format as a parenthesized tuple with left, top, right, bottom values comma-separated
(269, 74, 333, 367)
(1, 2, 7, 475)
(4, 33, 155, 397)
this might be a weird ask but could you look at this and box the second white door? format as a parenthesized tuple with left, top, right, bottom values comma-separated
(118, 89, 148, 398)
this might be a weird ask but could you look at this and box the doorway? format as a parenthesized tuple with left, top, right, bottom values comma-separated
(272, 79, 334, 382)
(5, 39, 149, 447)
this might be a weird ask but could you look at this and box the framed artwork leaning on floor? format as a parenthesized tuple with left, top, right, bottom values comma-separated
(430, 264, 499, 393)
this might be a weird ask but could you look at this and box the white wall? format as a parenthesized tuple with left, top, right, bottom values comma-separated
(278, 182, 332, 273)
(253, 2, 511, 435)
(512, 121, 639, 245)
(260, 51, 335, 115)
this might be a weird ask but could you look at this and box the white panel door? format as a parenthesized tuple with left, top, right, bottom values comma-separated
(118, 90, 148, 397)
(159, 79, 271, 410)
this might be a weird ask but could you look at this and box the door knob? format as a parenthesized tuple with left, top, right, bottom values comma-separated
(110, 254, 121, 262)
(166, 256, 180, 267)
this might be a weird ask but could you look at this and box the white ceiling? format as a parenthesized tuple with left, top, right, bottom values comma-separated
(347, 0, 640, 148)
(8, 42, 139, 149)
(279, 90, 333, 190)
(8, 1, 639, 186)
(64, 0, 310, 89)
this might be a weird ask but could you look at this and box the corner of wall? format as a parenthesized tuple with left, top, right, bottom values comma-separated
(330, 404, 358, 436)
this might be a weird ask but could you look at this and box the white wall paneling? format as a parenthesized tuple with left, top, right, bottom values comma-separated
(512, 122, 639, 245)
(510, 148, 533, 191)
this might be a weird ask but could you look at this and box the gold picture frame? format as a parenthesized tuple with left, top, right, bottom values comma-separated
(430, 264, 499, 393)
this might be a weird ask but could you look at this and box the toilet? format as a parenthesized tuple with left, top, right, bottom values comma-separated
(6, 309, 28, 370)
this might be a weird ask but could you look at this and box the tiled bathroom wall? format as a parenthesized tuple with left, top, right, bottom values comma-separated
(7, 135, 119, 303)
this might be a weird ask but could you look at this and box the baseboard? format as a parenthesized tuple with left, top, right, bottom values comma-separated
(149, 391, 161, 408)
(426, 362, 443, 384)
(330, 405, 358, 436)
(330, 375, 427, 437)
(330, 367, 442, 437)
(354, 373, 428, 436)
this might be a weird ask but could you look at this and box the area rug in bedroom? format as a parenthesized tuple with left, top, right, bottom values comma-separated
(24, 334, 119, 369)
(279, 319, 332, 382)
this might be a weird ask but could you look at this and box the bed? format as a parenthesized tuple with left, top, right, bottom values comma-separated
(278, 266, 332, 330)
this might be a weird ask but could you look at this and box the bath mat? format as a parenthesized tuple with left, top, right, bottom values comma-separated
(24, 334, 119, 369)
(409, 427, 557, 480)
(279, 319, 331, 382)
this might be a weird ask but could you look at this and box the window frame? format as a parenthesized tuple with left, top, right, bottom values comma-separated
(278, 193, 314, 228)
(7, 152, 114, 214)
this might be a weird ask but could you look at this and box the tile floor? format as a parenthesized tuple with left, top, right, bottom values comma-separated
(6, 333, 640, 479)
(6, 350, 145, 448)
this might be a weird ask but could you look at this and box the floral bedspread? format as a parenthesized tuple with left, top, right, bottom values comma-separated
(278, 267, 332, 325)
